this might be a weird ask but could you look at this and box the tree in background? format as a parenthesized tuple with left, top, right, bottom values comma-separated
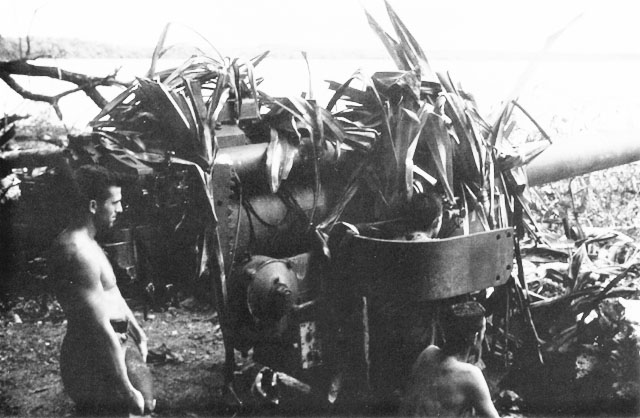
(0, 34, 130, 119)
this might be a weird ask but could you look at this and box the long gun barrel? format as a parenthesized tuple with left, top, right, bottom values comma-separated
(216, 134, 640, 189)
(525, 134, 640, 186)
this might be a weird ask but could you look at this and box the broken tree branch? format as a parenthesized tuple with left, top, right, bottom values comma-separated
(0, 59, 131, 116)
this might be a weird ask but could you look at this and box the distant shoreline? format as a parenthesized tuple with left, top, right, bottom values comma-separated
(2, 36, 639, 62)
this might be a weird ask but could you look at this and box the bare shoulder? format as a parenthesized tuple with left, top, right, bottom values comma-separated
(455, 361, 485, 381)
(411, 345, 441, 374)
(419, 344, 440, 357)
(460, 363, 499, 417)
(458, 363, 492, 399)
(414, 345, 440, 364)
(51, 230, 77, 258)
(50, 230, 101, 284)
(52, 231, 88, 264)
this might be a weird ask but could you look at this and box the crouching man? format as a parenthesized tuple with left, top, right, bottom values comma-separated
(49, 164, 154, 415)
(400, 301, 499, 417)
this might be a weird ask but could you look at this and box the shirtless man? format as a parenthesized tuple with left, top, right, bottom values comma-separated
(400, 301, 499, 417)
(49, 164, 154, 415)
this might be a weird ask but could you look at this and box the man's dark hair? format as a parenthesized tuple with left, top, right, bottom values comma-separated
(408, 190, 443, 230)
(65, 164, 121, 217)
(74, 164, 121, 203)
(441, 301, 486, 354)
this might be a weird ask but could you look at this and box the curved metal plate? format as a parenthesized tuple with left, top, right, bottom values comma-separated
(339, 227, 515, 301)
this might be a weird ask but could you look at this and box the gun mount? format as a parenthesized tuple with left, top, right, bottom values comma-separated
(5, 2, 640, 414)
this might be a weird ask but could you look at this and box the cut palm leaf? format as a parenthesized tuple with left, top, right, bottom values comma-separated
(443, 93, 483, 184)
(184, 79, 214, 165)
(91, 84, 138, 124)
(420, 111, 455, 202)
(325, 80, 374, 107)
(364, 8, 411, 71)
(394, 107, 420, 201)
(206, 66, 231, 126)
(462, 182, 490, 232)
(265, 128, 296, 193)
(250, 50, 270, 68)
(163, 55, 222, 87)
(372, 71, 421, 102)
(148, 22, 171, 79)
(384, 0, 438, 84)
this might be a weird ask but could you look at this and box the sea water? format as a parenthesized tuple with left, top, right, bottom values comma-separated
(2, 56, 640, 142)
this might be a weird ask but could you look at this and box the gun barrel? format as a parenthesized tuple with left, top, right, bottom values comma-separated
(215, 133, 640, 194)
(525, 134, 640, 186)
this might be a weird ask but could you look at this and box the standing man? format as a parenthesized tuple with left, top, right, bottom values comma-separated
(400, 301, 499, 417)
(49, 164, 154, 415)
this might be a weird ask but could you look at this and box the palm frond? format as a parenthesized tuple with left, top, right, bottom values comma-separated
(364, 8, 411, 71)
(384, 0, 438, 84)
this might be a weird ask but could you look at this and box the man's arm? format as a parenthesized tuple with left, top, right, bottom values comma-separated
(63, 247, 145, 414)
(124, 304, 148, 362)
(466, 366, 499, 418)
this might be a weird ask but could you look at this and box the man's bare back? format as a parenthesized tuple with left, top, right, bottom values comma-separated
(400, 345, 498, 417)
(400, 302, 499, 417)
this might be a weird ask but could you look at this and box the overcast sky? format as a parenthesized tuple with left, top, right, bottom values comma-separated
(2, 0, 639, 136)
(2, 0, 639, 57)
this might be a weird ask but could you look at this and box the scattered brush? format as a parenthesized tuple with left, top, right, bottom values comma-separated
(502, 227, 640, 414)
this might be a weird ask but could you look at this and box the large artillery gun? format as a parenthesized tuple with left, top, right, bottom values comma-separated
(3, 1, 640, 414)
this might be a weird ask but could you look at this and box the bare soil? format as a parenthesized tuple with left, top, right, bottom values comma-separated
(0, 305, 231, 417)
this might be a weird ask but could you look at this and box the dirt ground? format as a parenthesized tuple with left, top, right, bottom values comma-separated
(0, 304, 233, 417)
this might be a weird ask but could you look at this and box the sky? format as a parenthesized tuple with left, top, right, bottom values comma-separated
(1, 0, 639, 57)
(2, 0, 640, 136)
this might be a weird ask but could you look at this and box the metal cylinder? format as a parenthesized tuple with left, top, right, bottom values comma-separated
(215, 141, 341, 181)
(525, 134, 640, 186)
(217, 134, 640, 190)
